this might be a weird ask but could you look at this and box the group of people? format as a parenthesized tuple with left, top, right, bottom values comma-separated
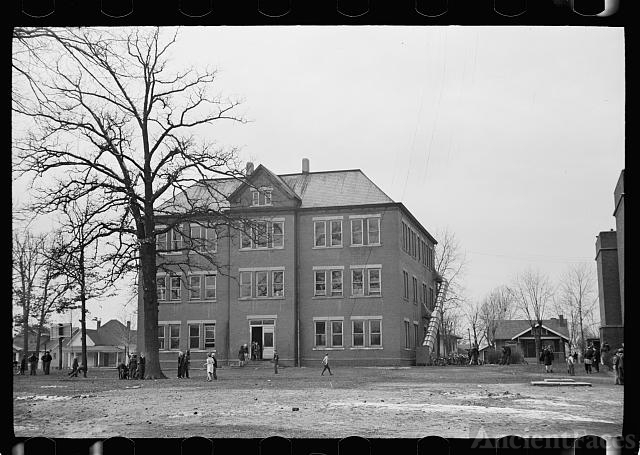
(15, 351, 53, 375)
(251, 341, 263, 361)
(116, 353, 145, 379)
(467, 345, 480, 365)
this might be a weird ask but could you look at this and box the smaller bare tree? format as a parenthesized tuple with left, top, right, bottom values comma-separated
(511, 268, 555, 362)
(479, 285, 515, 349)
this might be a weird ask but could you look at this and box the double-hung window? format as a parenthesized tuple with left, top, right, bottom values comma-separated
(204, 274, 217, 300)
(158, 325, 166, 350)
(256, 271, 268, 297)
(412, 277, 418, 304)
(188, 275, 202, 300)
(170, 228, 183, 252)
(157, 275, 167, 301)
(351, 318, 383, 348)
(272, 271, 284, 297)
(169, 276, 181, 301)
(314, 221, 326, 247)
(313, 319, 343, 348)
(251, 187, 273, 206)
(156, 229, 168, 252)
(169, 324, 180, 349)
(240, 271, 252, 298)
(351, 219, 363, 246)
(350, 215, 381, 246)
(404, 320, 411, 349)
(351, 265, 382, 297)
(313, 217, 343, 248)
(402, 271, 409, 300)
(189, 324, 200, 349)
(190, 224, 218, 253)
(204, 323, 216, 349)
(314, 267, 343, 297)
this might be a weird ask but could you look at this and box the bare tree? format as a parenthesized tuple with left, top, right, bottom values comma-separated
(433, 228, 467, 356)
(510, 268, 555, 362)
(479, 285, 515, 349)
(555, 263, 598, 354)
(13, 27, 248, 378)
(12, 230, 46, 359)
(465, 301, 484, 349)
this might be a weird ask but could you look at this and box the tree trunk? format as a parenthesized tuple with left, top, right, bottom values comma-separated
(80, 248, 88, 378)
(534, 324, 542, 363)
(22, 303, 29, 362)
(140, 236, 165, 379)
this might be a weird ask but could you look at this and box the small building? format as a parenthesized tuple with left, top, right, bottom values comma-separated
(483, 318, 570, 364)
(48, 320, 136, 368)
(12, 330, 51, 365)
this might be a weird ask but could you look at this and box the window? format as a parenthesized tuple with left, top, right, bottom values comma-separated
(241, 224, 252, 249)
(412, 277, 418, 304)
(158, 325, 166, 350)
(331, 270, 343, 296)
(169, 324, 180, 350)
(170, 228, 183, 251)
(315, 321, 326, 347)
(370, 320, 382, 346)
(189, 324, 200, 349)
(240, 271, 252, 298)
(188, 275, 202, 300)
(352, 269, 364, 296)
(331, 321, 343, 347)
(156, 231, 167, 252)
(351, 219, 363, 246)
(404, 321, 411, 348)
(429, 287, 435, 310)
(157, 276, 166, 301)
(330, 220, 342, 246)
(264, 190, 272, 205)
(204, 324, 216, 349)
(190, 224, 217, 252)
(170, 276, 181, 301)
(402, 271, 409, 300)
(368, 269, 381, 295)
(252, 190, 259, 206)
(315, 271, 326, 296)
(272, 271, 284, 297)
(255, 221, 268, 248)
(256, 271, 268, 297)
(353, 320, 364, 347)
(272, 221, 284, 248)
(414, 323, 419, 348)
(421, 283, 427, 305)
(314, 221, 326, 247)
(251, 188, 273, 206)
(205, 274, 216, 300)
(367, 218, 380, 245)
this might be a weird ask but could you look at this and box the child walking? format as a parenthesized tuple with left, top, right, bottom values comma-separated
(205, 352, 217, 381)
(321, 352, 333, 376)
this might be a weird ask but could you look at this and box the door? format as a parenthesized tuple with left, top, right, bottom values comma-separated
(262, 326, 274, 360)
(251, 326, 263, 359)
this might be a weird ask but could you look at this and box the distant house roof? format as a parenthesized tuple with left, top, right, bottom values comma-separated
(494, 319, 570, 341)
(12, 330, 51, 353)
(48, 320, 136, 350)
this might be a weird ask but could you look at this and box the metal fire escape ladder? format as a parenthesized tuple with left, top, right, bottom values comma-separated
(422, 276, 449, 352)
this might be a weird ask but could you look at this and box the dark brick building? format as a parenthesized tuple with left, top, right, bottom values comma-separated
(595, 170, 624, 350)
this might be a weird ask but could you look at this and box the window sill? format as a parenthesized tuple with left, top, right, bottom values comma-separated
(238, 297, 286, 301)
(350, 244, 382, 248)
(350, 347, 384, 350)
(188, 300, 217, 303)
(312, 347, 345, 351)
(312, 245, 343, 250)
(239, 247, 285, 251)
(312, 295, 344, 300)
(349, 295, 382, 299)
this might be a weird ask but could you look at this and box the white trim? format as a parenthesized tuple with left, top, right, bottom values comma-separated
(349, 347, 384, 350)
(510, 324, 569, 340)
(159, 320, 181, 325)
(312, 316, 345, 321)
(350, 218, 364, 246)
(350, 315, 383, 320)
(246, 315, 278, 320)
(186, 320, 216, 324)
(312, 215, 344, 221)
(349, 214, 382, 219)
(187, 270, 217, 275)
(312, 265, 345, 270)
(403, 317, 411, 322)
(238, 266, 285, 272)
(312, 347, 345, 351)
(349, 264, 382, 269)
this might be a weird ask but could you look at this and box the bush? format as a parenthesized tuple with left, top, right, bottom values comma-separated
(484, 347, 525, 364)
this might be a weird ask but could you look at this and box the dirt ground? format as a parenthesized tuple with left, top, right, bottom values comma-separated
(12, 363, 623, 439)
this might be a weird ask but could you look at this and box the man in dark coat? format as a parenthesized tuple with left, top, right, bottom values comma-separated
(593, 347, 601, 373)
(117, 361, 128, 379)
(20, 355, 27, 375)
(129, 354, 138, 379)
(68, 356, 79, 377)
(273, 350, 279, 374)
(177, 351, 184, 378)
(183, 350, 190, 378)
(613, 348, 624, 385)
(138, 353, 146, 379)
(584, 344, 594, 374)
(540, 346, 554, 373)
(28, 352, 38, 375)
(41, 351, 52, 375)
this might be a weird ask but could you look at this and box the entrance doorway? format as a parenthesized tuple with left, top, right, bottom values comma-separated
(248, 319, 275, 360)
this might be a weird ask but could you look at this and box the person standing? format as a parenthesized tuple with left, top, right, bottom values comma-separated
(138, 353, 146, 380)
(584, 344, 594, 374)
(613, 348, 624, 385)
(321, 352, 333, 376)
(68, 356, 79, 377)
(20, 355, 27, 375)
(503, 345, 511, 365)
(205, 352, 218, 381)
(28, 352, 38, 375)
(129, 354, 138, 379)
(540, 346, 554, 373)
(41, 351, 52, 375)
(593, 347, 601, 373)
(567, 352, 576, 376)
(177, 351, 184, 378)
(183, 350, 191, 379)
(238, 346, 245, 367)
(273, 350, 279, 374)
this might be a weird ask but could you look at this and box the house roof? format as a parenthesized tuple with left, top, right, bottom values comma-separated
(494, 319, 570, 341)
(12, 332, 51, 352)
(48, 320, 136, 350)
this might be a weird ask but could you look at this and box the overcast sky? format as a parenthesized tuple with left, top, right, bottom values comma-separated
(14, 26, 624, 330)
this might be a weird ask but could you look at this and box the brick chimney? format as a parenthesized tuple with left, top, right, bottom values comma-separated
(246, 162, 254, 175)
(302, 158, 309, 174)
(96, 320, 101, 330)
(127, 321, 131, 331)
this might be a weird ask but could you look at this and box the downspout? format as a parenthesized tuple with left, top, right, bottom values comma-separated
(294, 209, 300, 367)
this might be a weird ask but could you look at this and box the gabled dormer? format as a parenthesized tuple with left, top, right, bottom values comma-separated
(228, 163, 301, 211)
